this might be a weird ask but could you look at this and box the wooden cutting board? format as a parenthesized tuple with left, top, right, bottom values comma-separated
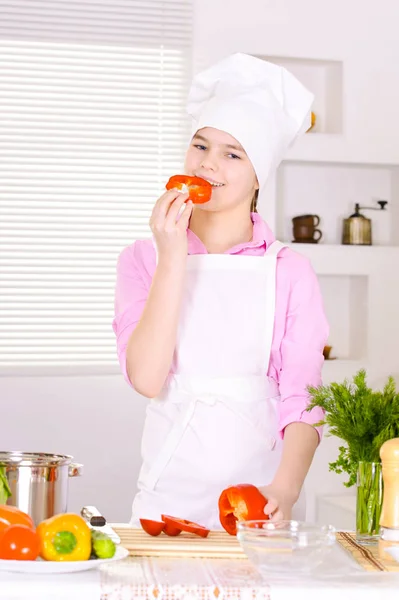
(113, 526, 247, 559)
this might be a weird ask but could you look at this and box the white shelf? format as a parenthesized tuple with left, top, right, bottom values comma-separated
(286, 243, 399, 276)
(277, 162, 393, 246)
(286, 134, 399, 166)
(257, 55, 343, 134)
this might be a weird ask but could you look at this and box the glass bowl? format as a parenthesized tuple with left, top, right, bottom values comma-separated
(236, 520, 336, 577)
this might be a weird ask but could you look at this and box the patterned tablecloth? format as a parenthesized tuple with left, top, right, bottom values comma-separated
(100, 545, 399, 600)
(1, 539, 399, 600)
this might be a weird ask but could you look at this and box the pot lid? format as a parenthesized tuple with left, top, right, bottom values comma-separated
(0, 451, 74, 467)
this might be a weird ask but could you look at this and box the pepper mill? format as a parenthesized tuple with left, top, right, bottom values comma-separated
(378, 438, 399, 560)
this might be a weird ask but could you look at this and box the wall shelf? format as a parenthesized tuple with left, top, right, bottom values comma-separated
(257, 54, 343, 134)
(285, 243, 399, 275)
(278, 162, 396, 247)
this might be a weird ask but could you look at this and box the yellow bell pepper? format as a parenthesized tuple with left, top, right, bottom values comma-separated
(37, 513, 91, 561)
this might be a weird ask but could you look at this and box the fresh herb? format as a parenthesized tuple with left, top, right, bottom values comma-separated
(0, 466, 11, 504)
(307, 369, 399, 487)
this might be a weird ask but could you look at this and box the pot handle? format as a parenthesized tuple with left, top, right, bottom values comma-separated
(68, 463, 83, 477)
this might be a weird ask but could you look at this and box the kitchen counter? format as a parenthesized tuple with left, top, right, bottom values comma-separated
(1, 526, 398, 600)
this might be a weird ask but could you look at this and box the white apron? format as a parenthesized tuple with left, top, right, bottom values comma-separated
(131, 240, 305, 528)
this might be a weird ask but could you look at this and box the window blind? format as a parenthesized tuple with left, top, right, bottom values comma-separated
(0, 0, 192, 371)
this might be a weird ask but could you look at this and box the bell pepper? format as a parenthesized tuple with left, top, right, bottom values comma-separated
(140, 519, 165, 536)
(165, 175, 212, 204)
(218, 484, 268, 535)
(36, 513, 91, 561)
(161, 515, 210, 538)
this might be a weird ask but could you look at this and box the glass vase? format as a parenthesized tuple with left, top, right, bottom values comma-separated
(356, 461, 383, 545)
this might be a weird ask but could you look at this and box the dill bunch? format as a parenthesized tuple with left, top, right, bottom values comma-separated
(307, 370, 399, 487)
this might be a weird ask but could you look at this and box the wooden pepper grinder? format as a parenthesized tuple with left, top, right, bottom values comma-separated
(378, 438, 399, 560)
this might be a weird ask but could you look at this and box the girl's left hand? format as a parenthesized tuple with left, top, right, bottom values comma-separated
(258, 484, 299, 521)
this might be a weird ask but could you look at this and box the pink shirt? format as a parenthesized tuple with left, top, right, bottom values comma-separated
(113, 213, 328, 439)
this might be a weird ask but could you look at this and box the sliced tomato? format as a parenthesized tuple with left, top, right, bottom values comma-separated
(0, 506, 35, 531)
(161, 515, 210, 538)
(0, 524, 40, 561)
(139, 519, 165, 537)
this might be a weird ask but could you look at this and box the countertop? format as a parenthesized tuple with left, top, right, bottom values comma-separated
(0, 524, 398, 600)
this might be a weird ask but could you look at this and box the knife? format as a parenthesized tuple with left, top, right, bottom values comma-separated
(81, 505, 121, 544)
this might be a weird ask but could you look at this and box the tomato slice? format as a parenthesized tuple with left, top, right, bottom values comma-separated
(139, 519, 165, 537)
(0, 524, 40, 561)
(165, 175, 212, 204)
(218, 484, 267, 536)
(0, 506, 35, 530)
(161, 515, 210, 538)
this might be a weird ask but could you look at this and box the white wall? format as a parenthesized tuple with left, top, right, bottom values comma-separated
(192, 0, 399, 522)
(2, 0, 399, 526)
(192, 0, 399, 164)
(2, 374, 145, 522)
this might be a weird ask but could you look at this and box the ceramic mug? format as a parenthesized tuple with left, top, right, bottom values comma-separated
(292, 214, 322, 243)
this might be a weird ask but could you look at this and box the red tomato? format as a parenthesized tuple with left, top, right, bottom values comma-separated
(0, 525, 40, 561)
(0, 506, 35, 530)
(161, 515, 210, 538)
(139, 519, 165, 536)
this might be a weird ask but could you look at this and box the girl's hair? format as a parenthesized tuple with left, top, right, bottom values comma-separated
(250, 189, 259, 213)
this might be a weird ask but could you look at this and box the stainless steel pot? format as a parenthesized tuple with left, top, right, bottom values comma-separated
(0, 451, 83, 525)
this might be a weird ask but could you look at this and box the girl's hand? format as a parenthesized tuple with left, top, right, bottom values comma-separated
(150, 189, 193, 263)
(258, 484, 299, 521)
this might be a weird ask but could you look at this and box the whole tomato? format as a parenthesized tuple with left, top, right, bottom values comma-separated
(0, 524, 40, 561)
(0, 506, 35, 530)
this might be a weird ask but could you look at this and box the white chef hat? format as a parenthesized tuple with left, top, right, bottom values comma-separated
(186, 53, 314, 190)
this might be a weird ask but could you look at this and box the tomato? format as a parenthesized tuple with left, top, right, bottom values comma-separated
(161, 515, 210, 538)
(0, 506, 35, 530)
(0, 524, 40, 561)
(139, 519, 165, 536)
(165, 175, 212, 204)
(218, 484, 268, 535)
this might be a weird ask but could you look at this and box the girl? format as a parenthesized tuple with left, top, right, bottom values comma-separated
(113, 53, 328, 528)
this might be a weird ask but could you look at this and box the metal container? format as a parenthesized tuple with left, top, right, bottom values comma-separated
(0, 451, 83, 525)
(342, 209, 372, 245)
(342, 200, 388, 245)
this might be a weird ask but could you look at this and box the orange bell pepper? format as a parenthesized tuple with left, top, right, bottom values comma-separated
(165, 175, 212, 204)
(218, 484, 268, 535)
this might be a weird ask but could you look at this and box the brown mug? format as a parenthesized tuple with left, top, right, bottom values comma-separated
(292, 214, 322, 243)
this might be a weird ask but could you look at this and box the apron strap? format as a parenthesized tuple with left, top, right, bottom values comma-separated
(262, 240, 286, 372)
(265, 240, 287, 257)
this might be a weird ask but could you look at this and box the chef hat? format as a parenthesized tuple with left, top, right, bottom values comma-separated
(187, 53, 314, 190)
